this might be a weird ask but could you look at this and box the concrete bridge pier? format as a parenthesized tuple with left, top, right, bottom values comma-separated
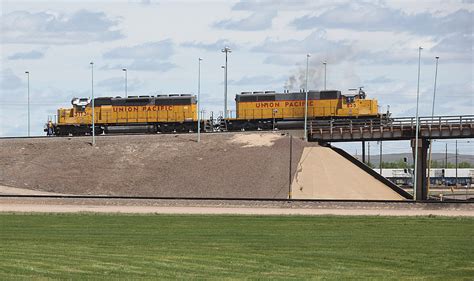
(411, 138, 430, 201)
(362, 141, 366, 164)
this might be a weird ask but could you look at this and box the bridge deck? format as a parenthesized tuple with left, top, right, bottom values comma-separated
(309, 115, 474, 142)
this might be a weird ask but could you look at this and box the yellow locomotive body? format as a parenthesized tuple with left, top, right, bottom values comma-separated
(53, 95, 198, 135)
(234, 90, 378, 120)
(224, 89, 381, 130)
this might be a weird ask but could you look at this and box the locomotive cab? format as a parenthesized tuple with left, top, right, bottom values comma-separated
(71, 97, 90, 112)
(338, 87, 377, 117)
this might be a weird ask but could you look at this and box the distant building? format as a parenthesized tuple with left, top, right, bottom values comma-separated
(374, 168, 474, 187)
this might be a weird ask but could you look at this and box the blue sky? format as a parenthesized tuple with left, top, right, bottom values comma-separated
(0, 0, 472, 155)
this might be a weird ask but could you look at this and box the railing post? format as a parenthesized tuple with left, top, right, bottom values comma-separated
(330, 119, 333, 136)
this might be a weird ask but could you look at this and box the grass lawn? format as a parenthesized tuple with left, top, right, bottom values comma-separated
(0, 214, 472, 280)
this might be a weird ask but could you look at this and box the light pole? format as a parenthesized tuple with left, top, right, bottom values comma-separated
(323, 61, 327, 90)
(304, 53, 310, 141)
(221, 46, 231, 118)
(431, 56, 440, 117)
(122, 68, 127, 98)
(414, 46, 422, 200)
(221, 65, 225, 117)
(25, 71, 30, 136)
(379, 141, 382, 175)
(455, 140, 458, 187)
(197, 58, 203, 142)
(427, 56, 440, 196)
(90, 62, 95, 146)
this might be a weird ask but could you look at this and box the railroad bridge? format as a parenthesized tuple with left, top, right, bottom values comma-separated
(308, 115, 474, 201)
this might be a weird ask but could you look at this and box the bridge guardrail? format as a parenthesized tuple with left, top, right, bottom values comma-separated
(309, 115, 474, 141)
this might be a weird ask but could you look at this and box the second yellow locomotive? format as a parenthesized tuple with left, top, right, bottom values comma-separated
(226, 89, 380, 130)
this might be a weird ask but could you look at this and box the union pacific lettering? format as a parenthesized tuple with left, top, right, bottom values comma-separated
(254, 101, 315, 108)
(112, 105, 173, 112)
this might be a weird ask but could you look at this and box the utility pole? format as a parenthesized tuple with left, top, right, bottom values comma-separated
(90, 62, 95, 146)
(445, 143, 448, 169)
(197, 58, 203, 142)
(414, 46, 423, 201)
(25, 71, 30, 136)
(221, 46, 231, 118)
(427, 56, 439, 197)
(368, 141, 371, 167)
(379, 141, 382, 174)
(323, 61, 327, 90)
(455, 140, 458, 187)
(304, 53, 310, 141)
(289, 135, 293, 200)
(122, 68, 128, 98)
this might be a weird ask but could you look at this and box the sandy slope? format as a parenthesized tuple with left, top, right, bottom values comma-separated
(292, 147, 405, 200)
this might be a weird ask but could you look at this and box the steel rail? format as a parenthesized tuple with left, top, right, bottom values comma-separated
(0, 194, 472, 203)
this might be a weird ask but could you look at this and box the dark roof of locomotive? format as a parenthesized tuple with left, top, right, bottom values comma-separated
(92, 94, 196, 106)
(235, 90, 341, 102)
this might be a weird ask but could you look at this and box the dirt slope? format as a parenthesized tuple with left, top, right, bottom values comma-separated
(0, 132, 307, 198)
(291, 147, 406, 200)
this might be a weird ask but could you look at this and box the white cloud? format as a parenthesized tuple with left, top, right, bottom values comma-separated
(432, 32, 473, 54)
(101, 60, 176, 72)
(8, 50, 45, 60)
(292, 3, 472, 36)
(227, 75, 286, 86)
(363, 76, 394, 84)
(101, 40, 176, 72)
(263, 55, 299, 66)
(181, 39, 238, 51)
(290, 3, 473, 61)
(232, 0, 316, 11)
(253, 29, 352, 55)
(1, 10, 123, 44)
(96, 77, 143, 92)
(213, 10, 277, 31)
(0, 69, 24, 90)
(102, 40, 174, 60)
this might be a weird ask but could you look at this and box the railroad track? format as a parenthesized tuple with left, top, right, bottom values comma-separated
(0, 194, 472, 203)
(0, 129, 296, 140)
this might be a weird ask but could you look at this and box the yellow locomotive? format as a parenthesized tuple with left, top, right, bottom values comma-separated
(46, 88, 383, 135)
(49, 94, 198, 135)
(226, 89, 381, 130)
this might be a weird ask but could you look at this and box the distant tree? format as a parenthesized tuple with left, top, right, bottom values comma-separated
(430, 160, 444, 168)
(372, 158, 472, 169)
(380, 159, 410, 169)
(458, 162, 473, 168)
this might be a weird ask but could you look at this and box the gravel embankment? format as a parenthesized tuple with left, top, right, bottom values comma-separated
(0, 132, 311, 198)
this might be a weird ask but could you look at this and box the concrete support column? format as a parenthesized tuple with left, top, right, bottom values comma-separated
(362, 141, 366, 164)
(411, 138, 430, 200)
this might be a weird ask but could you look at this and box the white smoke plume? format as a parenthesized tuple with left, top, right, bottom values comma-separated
(284, 48, 359, 92)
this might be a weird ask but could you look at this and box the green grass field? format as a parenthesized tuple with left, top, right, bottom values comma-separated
(0, 214, 472, 280)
